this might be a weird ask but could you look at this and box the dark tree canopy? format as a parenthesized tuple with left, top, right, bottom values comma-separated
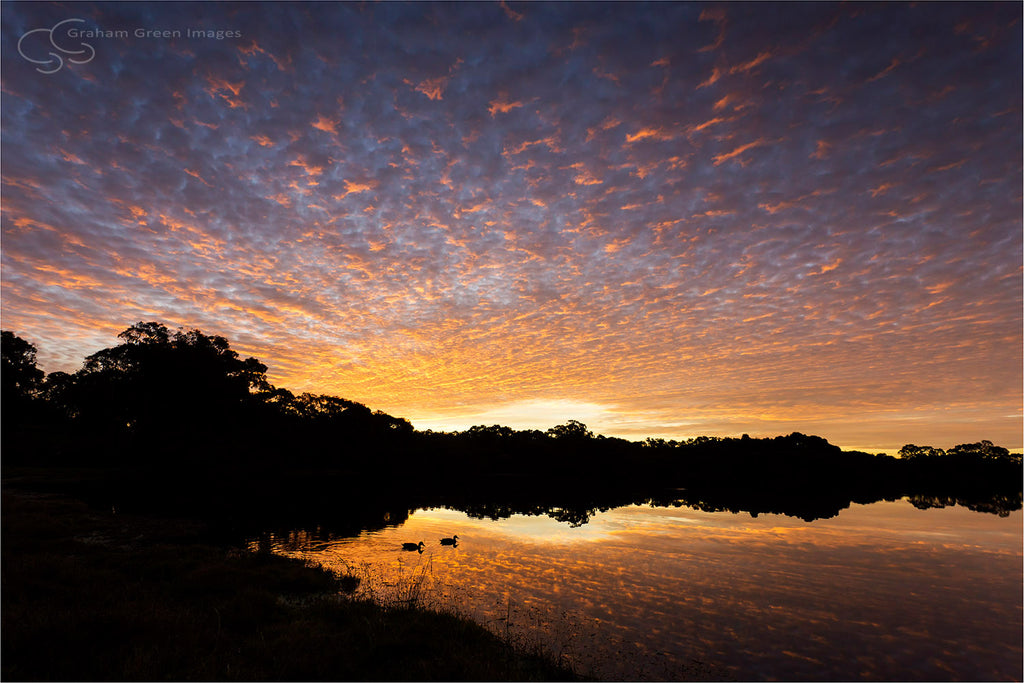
(546, 419, 593, 440)
(1, 322, 419, 468)
(2, 331, 44, 400)
(70, 322, 271, 436)
(900, 441, 1020, 464)
(0, 322, 1018, 523)
(947, 440, 1016, 462)
(899, 444, 947, 459)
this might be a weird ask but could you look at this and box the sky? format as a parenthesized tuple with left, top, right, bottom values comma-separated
(1, 1, 1021, 451)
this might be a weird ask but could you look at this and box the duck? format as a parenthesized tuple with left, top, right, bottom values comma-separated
(402, 541, 425, 552)
(439, 535, 459, 546)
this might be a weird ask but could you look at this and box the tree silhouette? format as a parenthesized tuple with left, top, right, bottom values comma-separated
(898, 444, 947, 460)
(71, 322, 270, 439)
(948, 440, 1018, 463)
(2, 331, 49, 447)
(546, 419, 593, 440)
(2, 331, 44, 402)
(1, 322, 1018, 522)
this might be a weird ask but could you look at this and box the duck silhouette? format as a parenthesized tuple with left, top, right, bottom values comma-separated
(439, 535, 459, 546)
(402, 541, 425, 552)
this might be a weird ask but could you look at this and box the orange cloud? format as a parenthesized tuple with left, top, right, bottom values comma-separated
(810, 140, 831, 160)
(333, 179, 376, 199)
(697, 67, 722, 89)
(460, 202, 489, 214)
(205, 75, 246, 108)
(500, 0, 524, 22)
(689, 117, 727, 134)
(698, 7, 727, 52)
(58, 149, 86, 165)
(414, 76, 448, 100)
(712, 138, 770, 165)
(933, 159, 966, 172)
(625, 127, 675, 143)
(184, 168, 212, 186)
(809, 258, 842, 276)
(488, 97, 524, 116)
(730, 51, 773, 74)
(585, 117, 622, 142)
(713, 94, 736, 111)
(290, 155, 324, 177)
(206, 76, 243, 97)
(603, 237, 632, 254)
(592, 67, 620, 85)
(630, 161, 660, 179)
(406, 61, 461, 102)
(505, 136, 562, 155)
(926, 281, 956, 295)
(568, 163, 602, 186)
(32, 264, 110, 291)
(870, 183, 894, 197)
(867, 57, 901, 82)
(312, 114, 338, 134)
(237, 40, 288, 71)
(759, 200, 793, 214)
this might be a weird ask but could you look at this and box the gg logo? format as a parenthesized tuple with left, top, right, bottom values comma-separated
(18, 18, 95, 74)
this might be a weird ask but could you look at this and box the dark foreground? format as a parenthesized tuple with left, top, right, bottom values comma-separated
(3, 325, 1020, 680)
(1, 485, 577, 682)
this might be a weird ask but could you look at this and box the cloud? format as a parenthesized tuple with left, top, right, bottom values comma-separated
(730, 50, 773, 74)
(411, 76, 448, 100)
(334, 179, 376, 199)
(867, 57, 901, 82)
(712, 138, 772, 165)
(698, 6, 727, 52)
(311, 114, 339, 134)
(810, 140, 831, 160)
(488, 96, 524, 116)
(499, 1, 524, 22)
(1, 1, 1020, 450)
(696, 67, 722, 89)
(204, 75, 246, 108)
(625, 127, 676, 143)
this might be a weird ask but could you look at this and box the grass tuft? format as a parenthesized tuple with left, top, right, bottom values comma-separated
(2, 488, 577, 681)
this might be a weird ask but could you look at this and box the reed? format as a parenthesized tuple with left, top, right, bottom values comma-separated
(1, 488, 577, 681)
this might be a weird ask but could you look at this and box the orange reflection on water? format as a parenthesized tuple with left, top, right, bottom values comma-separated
(257, 501, 1022, 681)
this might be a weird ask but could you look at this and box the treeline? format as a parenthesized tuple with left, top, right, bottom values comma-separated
(3, 323, 1020, 525)
(3, 323, 414, 468)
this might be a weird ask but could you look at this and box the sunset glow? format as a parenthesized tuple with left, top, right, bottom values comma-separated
(261, 502, 1023, 680)
(2, 2, 1021, 450)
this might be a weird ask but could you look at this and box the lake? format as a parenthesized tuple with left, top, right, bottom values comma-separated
(252, 499, 1022, 681)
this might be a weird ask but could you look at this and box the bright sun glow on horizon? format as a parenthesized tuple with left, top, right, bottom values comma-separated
(406, 400, 1018, 453)
(410, 398, 686, 436)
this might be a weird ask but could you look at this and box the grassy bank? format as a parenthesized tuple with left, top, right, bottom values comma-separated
(1, 486, 577, 681)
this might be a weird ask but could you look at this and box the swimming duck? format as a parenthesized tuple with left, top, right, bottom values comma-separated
(440, 535, 459, 546)
(402, 541, 425, 552)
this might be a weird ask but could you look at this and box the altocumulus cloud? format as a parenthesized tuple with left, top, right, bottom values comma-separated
(1, 2, 1021, 450)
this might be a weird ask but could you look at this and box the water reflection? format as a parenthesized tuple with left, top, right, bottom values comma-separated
(255, 501, 1022, 681)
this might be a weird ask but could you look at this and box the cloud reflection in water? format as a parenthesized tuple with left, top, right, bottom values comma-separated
(258, 501, 1021, 681)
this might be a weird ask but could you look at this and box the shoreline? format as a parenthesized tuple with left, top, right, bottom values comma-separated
(1, 486, 578, 681)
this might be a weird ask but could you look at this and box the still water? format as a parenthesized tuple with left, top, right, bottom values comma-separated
(254, 500, 1022, 681)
